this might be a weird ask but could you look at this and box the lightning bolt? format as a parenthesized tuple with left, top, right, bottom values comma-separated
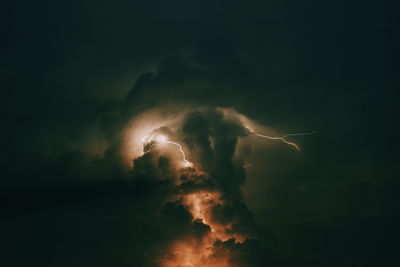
(142, 134, 193, 167)
(245, 126, 317, 151)
(163, 139, 193, 167)
(281, 131, 319, 138)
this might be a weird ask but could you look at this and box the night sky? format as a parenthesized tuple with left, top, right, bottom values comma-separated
(1, 1, 399, 266)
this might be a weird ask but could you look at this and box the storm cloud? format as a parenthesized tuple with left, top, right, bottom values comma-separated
(1, 1, 399, 267)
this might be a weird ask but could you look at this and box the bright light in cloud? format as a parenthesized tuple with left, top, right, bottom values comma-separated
(128, 107, 316, 266)
(121, 108, 188, 168)
(142, 133, 194, 168)
(155, 134, 168, 143)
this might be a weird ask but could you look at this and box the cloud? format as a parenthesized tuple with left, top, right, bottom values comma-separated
(2, 21, 398, 266)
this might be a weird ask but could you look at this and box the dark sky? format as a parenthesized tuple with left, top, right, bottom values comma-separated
(1, 1, 399, 266)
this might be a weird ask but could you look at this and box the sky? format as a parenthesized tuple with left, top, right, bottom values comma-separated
(1, 1, 399, 266)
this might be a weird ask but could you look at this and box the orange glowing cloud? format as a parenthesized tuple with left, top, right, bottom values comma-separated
(125, 107, 314, 267)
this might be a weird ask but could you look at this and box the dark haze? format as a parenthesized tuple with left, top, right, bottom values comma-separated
(1, 1, 399, 266)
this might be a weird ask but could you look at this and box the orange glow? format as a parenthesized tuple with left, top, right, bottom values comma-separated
(162, 191, 247, 267)
(180, 192, 247, 243)
(181, 192, 222, 222)
(161, 240, 231, 267)
(127, 108, 316, 266)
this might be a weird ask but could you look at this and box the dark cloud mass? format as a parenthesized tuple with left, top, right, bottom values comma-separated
(1, 0, 400, 266)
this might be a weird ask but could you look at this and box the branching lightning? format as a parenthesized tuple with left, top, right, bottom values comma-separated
(132, 108, 320, 267)
(141, 123, 316, 171)
(159, 136, 193, 167)
(143, 134, 193, 167)
(245, 126, 317, 151)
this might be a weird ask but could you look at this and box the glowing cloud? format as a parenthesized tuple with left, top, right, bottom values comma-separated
(128, 107, 316, 267)
(143, 134, 194, 168)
